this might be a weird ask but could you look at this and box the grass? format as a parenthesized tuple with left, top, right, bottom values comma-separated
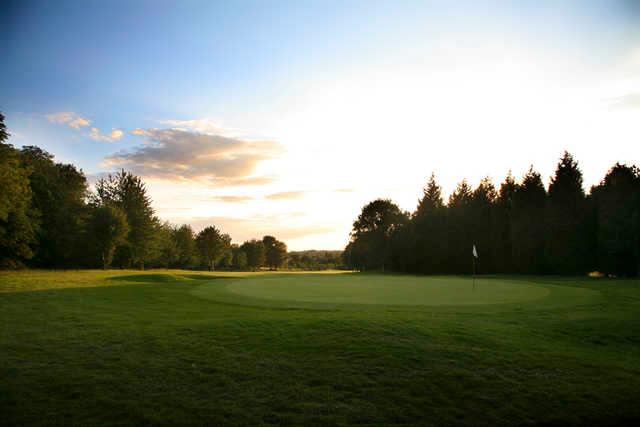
(1, 270, 639, 426)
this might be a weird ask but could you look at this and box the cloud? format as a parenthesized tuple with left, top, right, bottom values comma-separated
(131, 128, 149, 136)
(333, 188, 355, 193)
(609, 93, 640, 110)
(89, 127, 124, 142)
(46, 112, 91, 129)
(211, 195, 254, 203)
(105, 128, 282, 186)
(265, 191, 306, 200)
(160, 118, 232, 135)
(47, 111, 123, 142)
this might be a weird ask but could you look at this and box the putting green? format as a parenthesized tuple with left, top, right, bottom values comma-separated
(189, 274, 599, 309)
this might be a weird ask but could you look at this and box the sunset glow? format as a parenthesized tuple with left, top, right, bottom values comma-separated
(3, 0, 639, 249)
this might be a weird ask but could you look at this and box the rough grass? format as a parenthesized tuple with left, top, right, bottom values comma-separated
(1, 270, 639, 426)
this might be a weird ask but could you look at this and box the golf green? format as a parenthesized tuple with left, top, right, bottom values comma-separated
(191, 274, 597, 309)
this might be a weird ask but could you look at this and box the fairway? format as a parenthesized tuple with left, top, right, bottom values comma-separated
(2, 270, 639, 426)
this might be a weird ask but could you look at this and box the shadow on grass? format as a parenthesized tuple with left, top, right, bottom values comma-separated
(107, 273, 237, 284)
(108, 274, 181, 283)
(178, 274, 236, 281)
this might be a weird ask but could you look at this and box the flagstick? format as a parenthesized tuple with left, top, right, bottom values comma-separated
(472, 255, 476, 291)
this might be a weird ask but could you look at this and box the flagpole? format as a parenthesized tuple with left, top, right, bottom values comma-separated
(472, 255, 476, 291)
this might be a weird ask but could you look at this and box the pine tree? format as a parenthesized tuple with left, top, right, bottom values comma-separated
(511, 167, 547, 273)
(546, 151, 587, 273)
(591, 163, 640, 276)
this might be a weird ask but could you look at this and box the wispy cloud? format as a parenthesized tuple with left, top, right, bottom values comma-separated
(160, 118, 235, 136)
(105, 128, 282, 186)
(47, 111, 122, 142)
(265, 191, 306, 200)
(609, 93, 640, 110)
(211, 195, 254, 203)
(46, 111, 91, 129)
(89, 127, 124, 142)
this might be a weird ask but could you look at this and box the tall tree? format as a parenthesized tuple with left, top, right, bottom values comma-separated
(591, 163, 640, 276)
(87, 205, 129, 269)
(494, 172, 517, 272)
(196, 226, 231, 271)
(94, 170, 157, 269)
(263, 235, 287, 270)
(20, 146, 88, 267)
(410, 173, 447, 273)
(546, 151, 588, 274)
(446, 180, 474, 273)
(511, 167, 547, 273)
(0, 114, 38, 267)
(346, 199, 408, 271)
(470, 177, 497, 273)
(173, 224, 197, 268)
(241, 239, 265, 271)
(416, 173, 444, 213)
(148, 221, 176, 268)
(231, 244, 248, 270)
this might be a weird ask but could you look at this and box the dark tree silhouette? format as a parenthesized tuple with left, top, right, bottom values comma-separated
(494, 172, 517, 273)
(0, 114, 38, 268)
(470, 177, 497, 273)
(546, 152, 588, 274)
(3, 111, 640, 278)
(263, 235, 287, 270)
(20, 146, 88, 268)
(511, 167, 547, 273)
(591, 163, 640, 276)
(346, 199, 408, 271)
(241, 239, 266, 271)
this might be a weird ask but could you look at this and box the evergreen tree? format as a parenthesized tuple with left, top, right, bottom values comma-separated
(446, 180, 474, 273)
(546, 151, 588, 274)
(494, 172, 517, 272)
(409, 173, 447, 273)
(591, 163, 640, 276)
(511, 167, 547, 273)
(470, 177, 497, 273)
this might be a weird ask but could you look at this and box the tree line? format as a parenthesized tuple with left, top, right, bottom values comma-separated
(0, 114, 288, 270)
(344, 152, 640, 277)
(288, 250, 344, 270)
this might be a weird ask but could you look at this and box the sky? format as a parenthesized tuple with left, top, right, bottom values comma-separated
(1, 0, 640, 250)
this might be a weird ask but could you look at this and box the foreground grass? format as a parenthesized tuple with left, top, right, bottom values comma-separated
(1, 270, 639, 426)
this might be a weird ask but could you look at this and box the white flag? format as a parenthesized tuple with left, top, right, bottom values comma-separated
(472, 244, 478, 259)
